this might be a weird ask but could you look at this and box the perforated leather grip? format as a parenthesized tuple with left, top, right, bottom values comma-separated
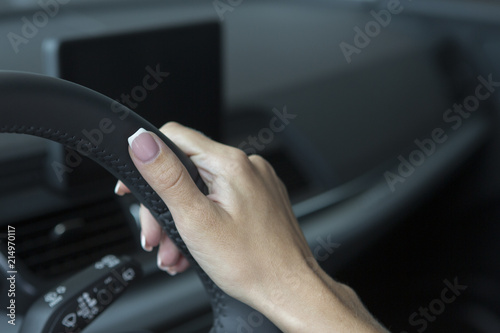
(0, 71, 280, 333)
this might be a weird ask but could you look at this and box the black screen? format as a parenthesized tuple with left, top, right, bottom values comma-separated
(43, 21, 221, 189)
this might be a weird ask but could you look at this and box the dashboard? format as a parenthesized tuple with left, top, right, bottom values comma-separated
(1, 1, 500, 332)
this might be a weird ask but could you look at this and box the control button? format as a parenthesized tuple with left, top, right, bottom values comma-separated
(62, 313, 77, 328)
(97, 289, 113, 305)
(108, 278, 124, 294)
(56, 286, 67, 294)
(77, 292, 100, 320)
(95, 255, 120, 269)
(44, 291, 63, 308)
(122, 268, 136, 282)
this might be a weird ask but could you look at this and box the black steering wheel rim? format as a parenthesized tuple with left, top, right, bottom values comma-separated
(0, 71, 280, 333)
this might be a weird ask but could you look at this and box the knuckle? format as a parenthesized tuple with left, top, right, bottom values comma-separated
(248, 154, 267, 166)
(224, 148, 251, 174)
(159, 121, 206, 143)
(160, 121, 180, 132)
(159, 121, 182, 137)
(229, 147, 249, 162)
(150, 162, 186, 195)
(340, 283, 358, 299)
(249, 154, 278, 177)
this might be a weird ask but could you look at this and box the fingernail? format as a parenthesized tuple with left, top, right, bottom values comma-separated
(114, 182, 123, 196)
(166, 267, 177, 276)
(157, 256, 177, 276)
(128, 128, 160, 163)
(141, 233, 152, 252)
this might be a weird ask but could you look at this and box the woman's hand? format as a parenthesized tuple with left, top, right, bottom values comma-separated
(115, 122, 387, 333)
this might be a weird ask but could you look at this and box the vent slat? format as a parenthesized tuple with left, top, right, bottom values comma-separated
(17, 215, 126, 253)
(23, 228, 132, 266)
(15, 203, 119, 238)
(34, 243, 134, 278)
(14, 198, 136, 279)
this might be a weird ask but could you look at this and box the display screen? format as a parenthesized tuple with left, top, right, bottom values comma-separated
(43, 21, 221, 188)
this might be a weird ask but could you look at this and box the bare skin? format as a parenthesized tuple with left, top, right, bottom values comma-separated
(115, 122, 388, 333)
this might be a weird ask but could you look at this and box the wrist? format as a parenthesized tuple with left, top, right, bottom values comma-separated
(246, 259, 387, 333)
(247, 260, 333, 332)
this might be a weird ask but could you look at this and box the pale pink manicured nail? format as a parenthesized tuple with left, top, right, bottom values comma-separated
(157, 256, 177, 276)
(114, 182, 121, 195)
(141, 233, 152, 252)
(128, 128, 160, 163)
(165, 267, 177, 276)
(114, 182, 124, 196)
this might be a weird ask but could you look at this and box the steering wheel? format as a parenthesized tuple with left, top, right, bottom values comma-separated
(0, 71, 280, 333)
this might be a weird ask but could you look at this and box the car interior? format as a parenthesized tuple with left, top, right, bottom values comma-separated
(1, 0, 500, 332)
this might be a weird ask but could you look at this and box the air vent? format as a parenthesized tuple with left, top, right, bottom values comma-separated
(15, 198, 136, 279)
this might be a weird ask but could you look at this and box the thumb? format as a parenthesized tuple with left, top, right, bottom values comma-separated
(128, 128, 208, 218)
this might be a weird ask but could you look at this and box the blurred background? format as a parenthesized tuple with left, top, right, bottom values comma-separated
(1, 0, 500, 332)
